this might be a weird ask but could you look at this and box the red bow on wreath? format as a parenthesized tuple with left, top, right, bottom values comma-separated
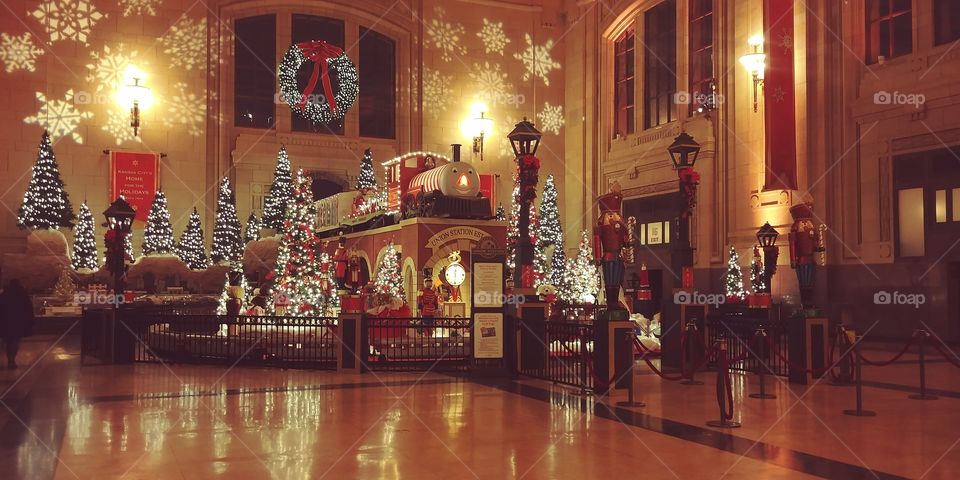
(296, 41, 343, 111)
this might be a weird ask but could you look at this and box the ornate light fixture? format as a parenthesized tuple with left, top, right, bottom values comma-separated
(507, 117, 542, 157)
(738, 34, 766, 112)
(667, 132, 701, 170)
(470, 111, 494, 161)
(118, 67, 151, 136)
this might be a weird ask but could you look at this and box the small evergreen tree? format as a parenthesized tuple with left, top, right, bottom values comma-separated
(750, 245, 765, 294)
(538, 175, 562, 247)
(563, 230, 599, 304)
(176, 208, 208, 270)
(142, 191, 175, 255)
(724, 245, 747, 301)
(244, 212, 261, 243)
(71, 202, 99, 271)
(18, 130, 75, 229)
(495, 203, 506, 221)
(274, 170, 328, 316)
(356, 148, 376, 190)
(261, 145, 293, 231)
(374, 243, 403, 299)
(211, 177, 244, 265)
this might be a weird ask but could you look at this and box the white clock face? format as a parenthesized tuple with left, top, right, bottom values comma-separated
(445, 264, 466, 286)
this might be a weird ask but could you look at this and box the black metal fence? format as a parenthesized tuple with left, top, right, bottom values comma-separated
(517, 319, 595, 391)
(125, 312, 338, 369)
(365, 317, 472, 371)
(706, 315, 789, 377)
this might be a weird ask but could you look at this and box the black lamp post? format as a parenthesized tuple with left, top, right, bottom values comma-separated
(103, 197, 136, 301)
(663, 132, 701, 368)
(756, 222, 780, 294)
(508, 117, 542, 288)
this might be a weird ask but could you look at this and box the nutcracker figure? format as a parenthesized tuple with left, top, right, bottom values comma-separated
(594, 186, 629, 310)
(344, 251, 369, 294)
(418, 268, 442, 327)
(788, 202, 824, 307)
(332, 233, 348, 290)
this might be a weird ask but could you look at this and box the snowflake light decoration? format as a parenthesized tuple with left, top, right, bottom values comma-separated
(513, 34, 561, 86)
(537, 102, 564, 135)
(85, 43, 139, 92)
(477, 18, 510, 55)
(0, 33, 44, 72)
(120, 0, 160, 17)
(422, 68, 452, 118)
(160, 17, 207, 71)
(163, 82, 204, 136)
(102, 107, 142, 145)
(24, 90, 93, 144)
(425, 7, 466, 62)
(470, 61, 513, 107)
(30, 0, 105, 45)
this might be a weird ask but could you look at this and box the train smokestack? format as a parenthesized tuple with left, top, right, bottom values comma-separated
(451, 144, 461, 162)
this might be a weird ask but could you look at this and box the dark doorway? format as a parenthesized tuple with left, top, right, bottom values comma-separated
(311, 178, 344, 201)
(950, 263, 960, 341)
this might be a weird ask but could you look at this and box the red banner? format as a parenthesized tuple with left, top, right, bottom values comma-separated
(480, 174, 496, 212)
(110, 151, 159, 222)
(763, 0, 797, 190)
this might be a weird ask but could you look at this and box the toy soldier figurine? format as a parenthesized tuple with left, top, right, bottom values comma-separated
(344, 250, 368, 294)
(788, 202, 824, 308)
(594, 185, 629, 310)
(418, 268, 441, 329)
(332, 233, 348, 290)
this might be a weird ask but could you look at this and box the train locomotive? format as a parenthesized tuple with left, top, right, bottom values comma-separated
(386, 144, 493, 219)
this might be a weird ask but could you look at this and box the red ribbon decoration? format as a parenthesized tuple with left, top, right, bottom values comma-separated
(296, 41, 343, 112)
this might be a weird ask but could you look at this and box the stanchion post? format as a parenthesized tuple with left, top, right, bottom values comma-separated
(749, 326, 776, 400)
(831, 325, 855, 387)
(707, 339, 742, 428)
(617, 330, 646, 407)
(681, 320, 704, 386)
(909, 329, 938, 401)
(843, 335, 876, 417)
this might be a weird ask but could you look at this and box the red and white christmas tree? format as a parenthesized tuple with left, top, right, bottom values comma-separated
(373, 242, 403, 299)
(273, 170, 328, 316)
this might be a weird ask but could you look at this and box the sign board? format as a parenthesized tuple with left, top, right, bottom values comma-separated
(110, 151, 159, 222)
(473, 262, 503, 308)
(474, 312, 504, 358)
(424, 226, 489, 251)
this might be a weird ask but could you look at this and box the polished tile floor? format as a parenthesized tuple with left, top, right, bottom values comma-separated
(0, 334, 958, 479)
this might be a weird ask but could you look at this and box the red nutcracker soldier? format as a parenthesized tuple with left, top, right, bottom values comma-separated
(594, 186, 629, 310)
(344, 250, 369, 294)
(788, 202, 824, 308)
(332, 232, 348, 290)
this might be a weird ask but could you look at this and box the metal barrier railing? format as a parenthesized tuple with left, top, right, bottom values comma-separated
(706, 316, 789, 377)
(125, 312, 338, 369)
(365, 316, 472, 371)
(517, 319, 595, 392)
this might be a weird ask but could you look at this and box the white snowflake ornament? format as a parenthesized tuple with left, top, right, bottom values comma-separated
(477, 18, 510, 55)
(422, 68, 453, 119)
(85, 43, 139, 92)
(425, 7, 466, 62)
(513, 34, 561, 86)
(160, 17, 207, 71)
(537, 102, 564, 135)
(162, 82, 204, 136)
(30, 0, 105, 45)
(24, 90, 94, 144)
(0, 33, 44, 72)
(120, 0, 160, 17)
(102, 107, 142, 145)
(469, 61, 513, 107)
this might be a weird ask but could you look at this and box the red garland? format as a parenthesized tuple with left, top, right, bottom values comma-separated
(678, 167, 700, 219)
(296, 41, 343, 111)
(518, 154, 540, 203)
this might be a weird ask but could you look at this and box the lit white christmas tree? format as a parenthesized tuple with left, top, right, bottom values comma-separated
(261, 145, 293, 231)
(18, 130, 75, 229)
(274, 170, 328, 316)
(563, 230, 599, 304)
(141, 191, 175, 256)
(724, 245, 747, 301)
(123, 232, 133, 262)
(374, 243, 403, 299)
(550, 245, 567, 295)
(211, 177, 244, 266)
(52, 267, 77, 296)
(176, 208, 208, 270)
(356, 148, 377, 190)
(244, 212, 261, 243)
(495, 203, 506, 221)
(750, 245, 765, 294)
(71, 202, 99, 271)
(536, 175, 564, 289)
(215, 271, 249, 316)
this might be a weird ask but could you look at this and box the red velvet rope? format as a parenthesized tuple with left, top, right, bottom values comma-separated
(852, 334, 917, 367)
(296, 41, 343, 111)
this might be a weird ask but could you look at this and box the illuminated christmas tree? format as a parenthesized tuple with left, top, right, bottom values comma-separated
(724, 245, 747, 301)
(535, 175, 563, 288)
(550, 245, 567, 295)
(17, 130, 75, 229)
(71, 202, 99, 271)
(211, 177, 243, 265)
(356, 148, 376, 190)
(261, 145, 293, 231)
(123, 232, 133, 262)
(52, 267, 77, 296)
(374, 243, 403, 299)
(244, 212, 261, 243)
(274, 170, 327, 316)
(176, 208, 208, 270)
(142, 191, 175, 255)
(495, 203, 506, 221)
(563, 230, 599, 304)
(749, 245, 765, 294)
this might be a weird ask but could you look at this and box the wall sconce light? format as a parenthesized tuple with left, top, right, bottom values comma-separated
(118, 67, 151, 136)
(738, 34, 766, 112)
(470, 111, 494, 161)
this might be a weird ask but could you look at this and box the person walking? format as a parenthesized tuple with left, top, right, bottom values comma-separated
(0, 280, 34, 369)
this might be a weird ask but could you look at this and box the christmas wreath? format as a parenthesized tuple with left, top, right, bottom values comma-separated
(278, 41, 359, 124)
